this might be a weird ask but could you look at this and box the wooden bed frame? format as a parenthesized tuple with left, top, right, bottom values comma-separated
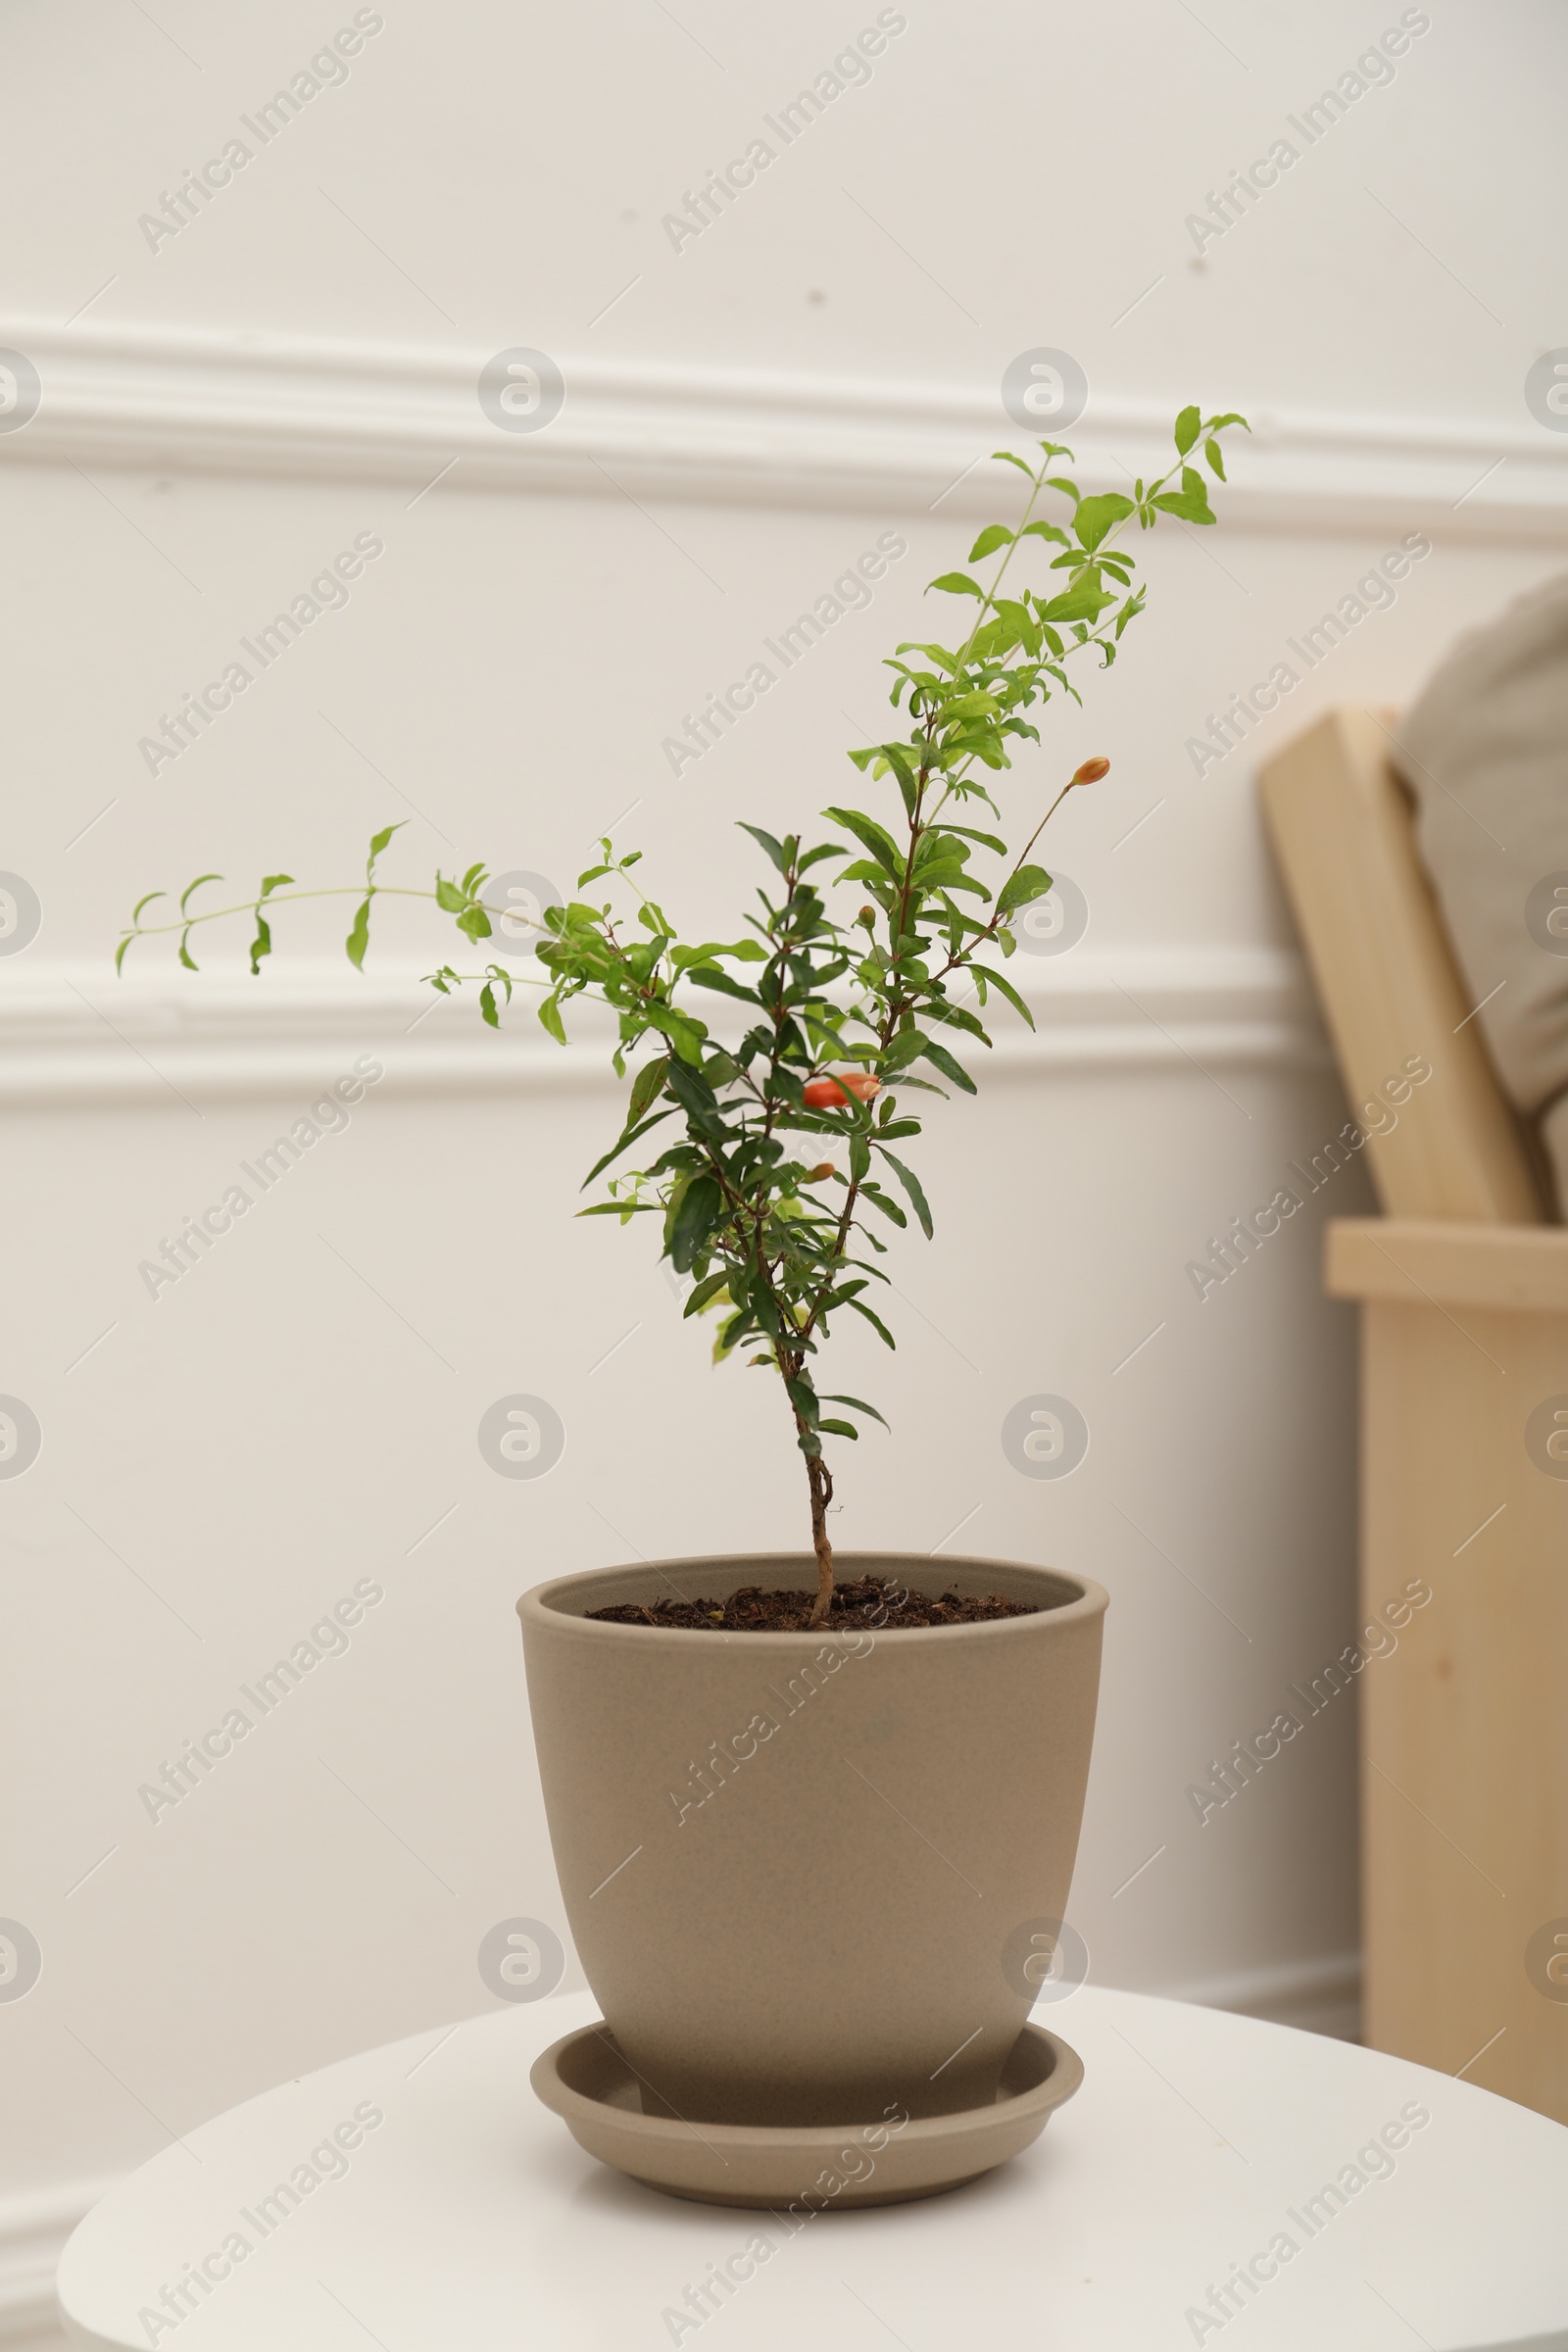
(1260, 708, 1568, 2123)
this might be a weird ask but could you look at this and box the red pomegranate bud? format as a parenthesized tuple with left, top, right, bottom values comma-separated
(802, 1072, 881, 1108)
(1073, 756, 1110, 785)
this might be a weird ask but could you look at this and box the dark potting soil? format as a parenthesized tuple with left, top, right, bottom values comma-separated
(585, 1574, 1040, 1633)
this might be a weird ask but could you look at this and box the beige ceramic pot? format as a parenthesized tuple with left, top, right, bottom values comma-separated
(517, 1550, 1106, 2132)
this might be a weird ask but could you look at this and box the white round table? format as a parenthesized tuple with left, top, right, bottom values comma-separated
(57, 1985, 1568, 2351)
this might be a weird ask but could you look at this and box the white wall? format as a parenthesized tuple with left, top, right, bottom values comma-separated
(2, 0, 1564, 2330)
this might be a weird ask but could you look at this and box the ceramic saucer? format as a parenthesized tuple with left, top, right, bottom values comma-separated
(530, 2018, 1082, 2209)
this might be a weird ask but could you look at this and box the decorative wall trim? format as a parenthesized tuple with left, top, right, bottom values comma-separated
(1161, 1947, 1363, 2042)
(0, 948, 1329, 1104)
(2, 319, 1564, 541)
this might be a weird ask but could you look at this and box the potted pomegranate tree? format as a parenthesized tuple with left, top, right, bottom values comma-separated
(122, 412, 1244, 2206)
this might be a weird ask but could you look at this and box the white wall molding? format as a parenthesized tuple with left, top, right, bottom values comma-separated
(2, 319, 1564, 541)
(1159, 1948, 1362, 2043)
(0, 948, 1328, 1104)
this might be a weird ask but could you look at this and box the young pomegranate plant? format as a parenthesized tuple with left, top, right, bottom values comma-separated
(121, 412, 1245, 1624)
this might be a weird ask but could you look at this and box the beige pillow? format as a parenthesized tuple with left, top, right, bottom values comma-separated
(1392, 573, 1568, 1214)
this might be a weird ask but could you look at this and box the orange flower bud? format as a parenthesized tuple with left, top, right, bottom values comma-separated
(808, 1161, 836, 1182)
(1073, 756, 1110, 785)
(802, 1072, 880, 1108)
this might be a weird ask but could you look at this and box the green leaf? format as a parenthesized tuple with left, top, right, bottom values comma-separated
(687, 963, 760, 1004)
(663, 1054, 724, 1132)
(992, 450, 1036, 476)
(926, 571, 984, 599)
(1174, 404, 1201, 456)
(1151, 488, 1214, 524)
(1203, 438, 1226, 480)
(1039, 579, 1111, 624)
(345, 897, 372, 970)
(131, 891, 166, 922)
(114, 934, 134, 975)
(178, 873, 222, 916)
(890, 642, 959, 675)
(967, 961, 1034, 1028)
(628, 1054, 669, 1125)
(858, 1184, 906, 1228)
(876, 1148, 933, 1237)
(669, 1175, 723, 1274)
(846, 1296, 897, 1349)
(259, 873, 293, 899)
(248, 909, 272, 976)
(177, 927, 198, 971)
(457, 904, 493, 942)
(880, 1027, 925, 1075)
(479, 982, 499, 1028)
(580, 1104, 676, 1188)
(683, 1269, 731, 1318)
(917, 1035, 977, 1094)
(737, 822, 787, 872)
(882, 740, 920, 788)
(1073, 494, 1135, 552)
(967, 523, 1013, 562)
(366, 822, 403, 879)
(435, 877, 466, 912)
(996, 863, 1054, 916)
(823, 1394, 889, 1429)
(822, 806, 903, 880)
(537, 994, 567, 1046)
(670, 937, 768, 970)
(645, 1002, 709, 1066)
(925, 998, 989, 1044)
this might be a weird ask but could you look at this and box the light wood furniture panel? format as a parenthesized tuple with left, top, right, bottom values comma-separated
(1327, 1219, 1568, 2118)
(1260, 707, 1545, 1222)
(1261, 712, 1568, 2124)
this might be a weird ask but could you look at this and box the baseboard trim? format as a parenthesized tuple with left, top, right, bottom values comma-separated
(1160, 1948, 1363, 2042)
(0, 948, 1328, 1104)
(1, 320, 1563, 541)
